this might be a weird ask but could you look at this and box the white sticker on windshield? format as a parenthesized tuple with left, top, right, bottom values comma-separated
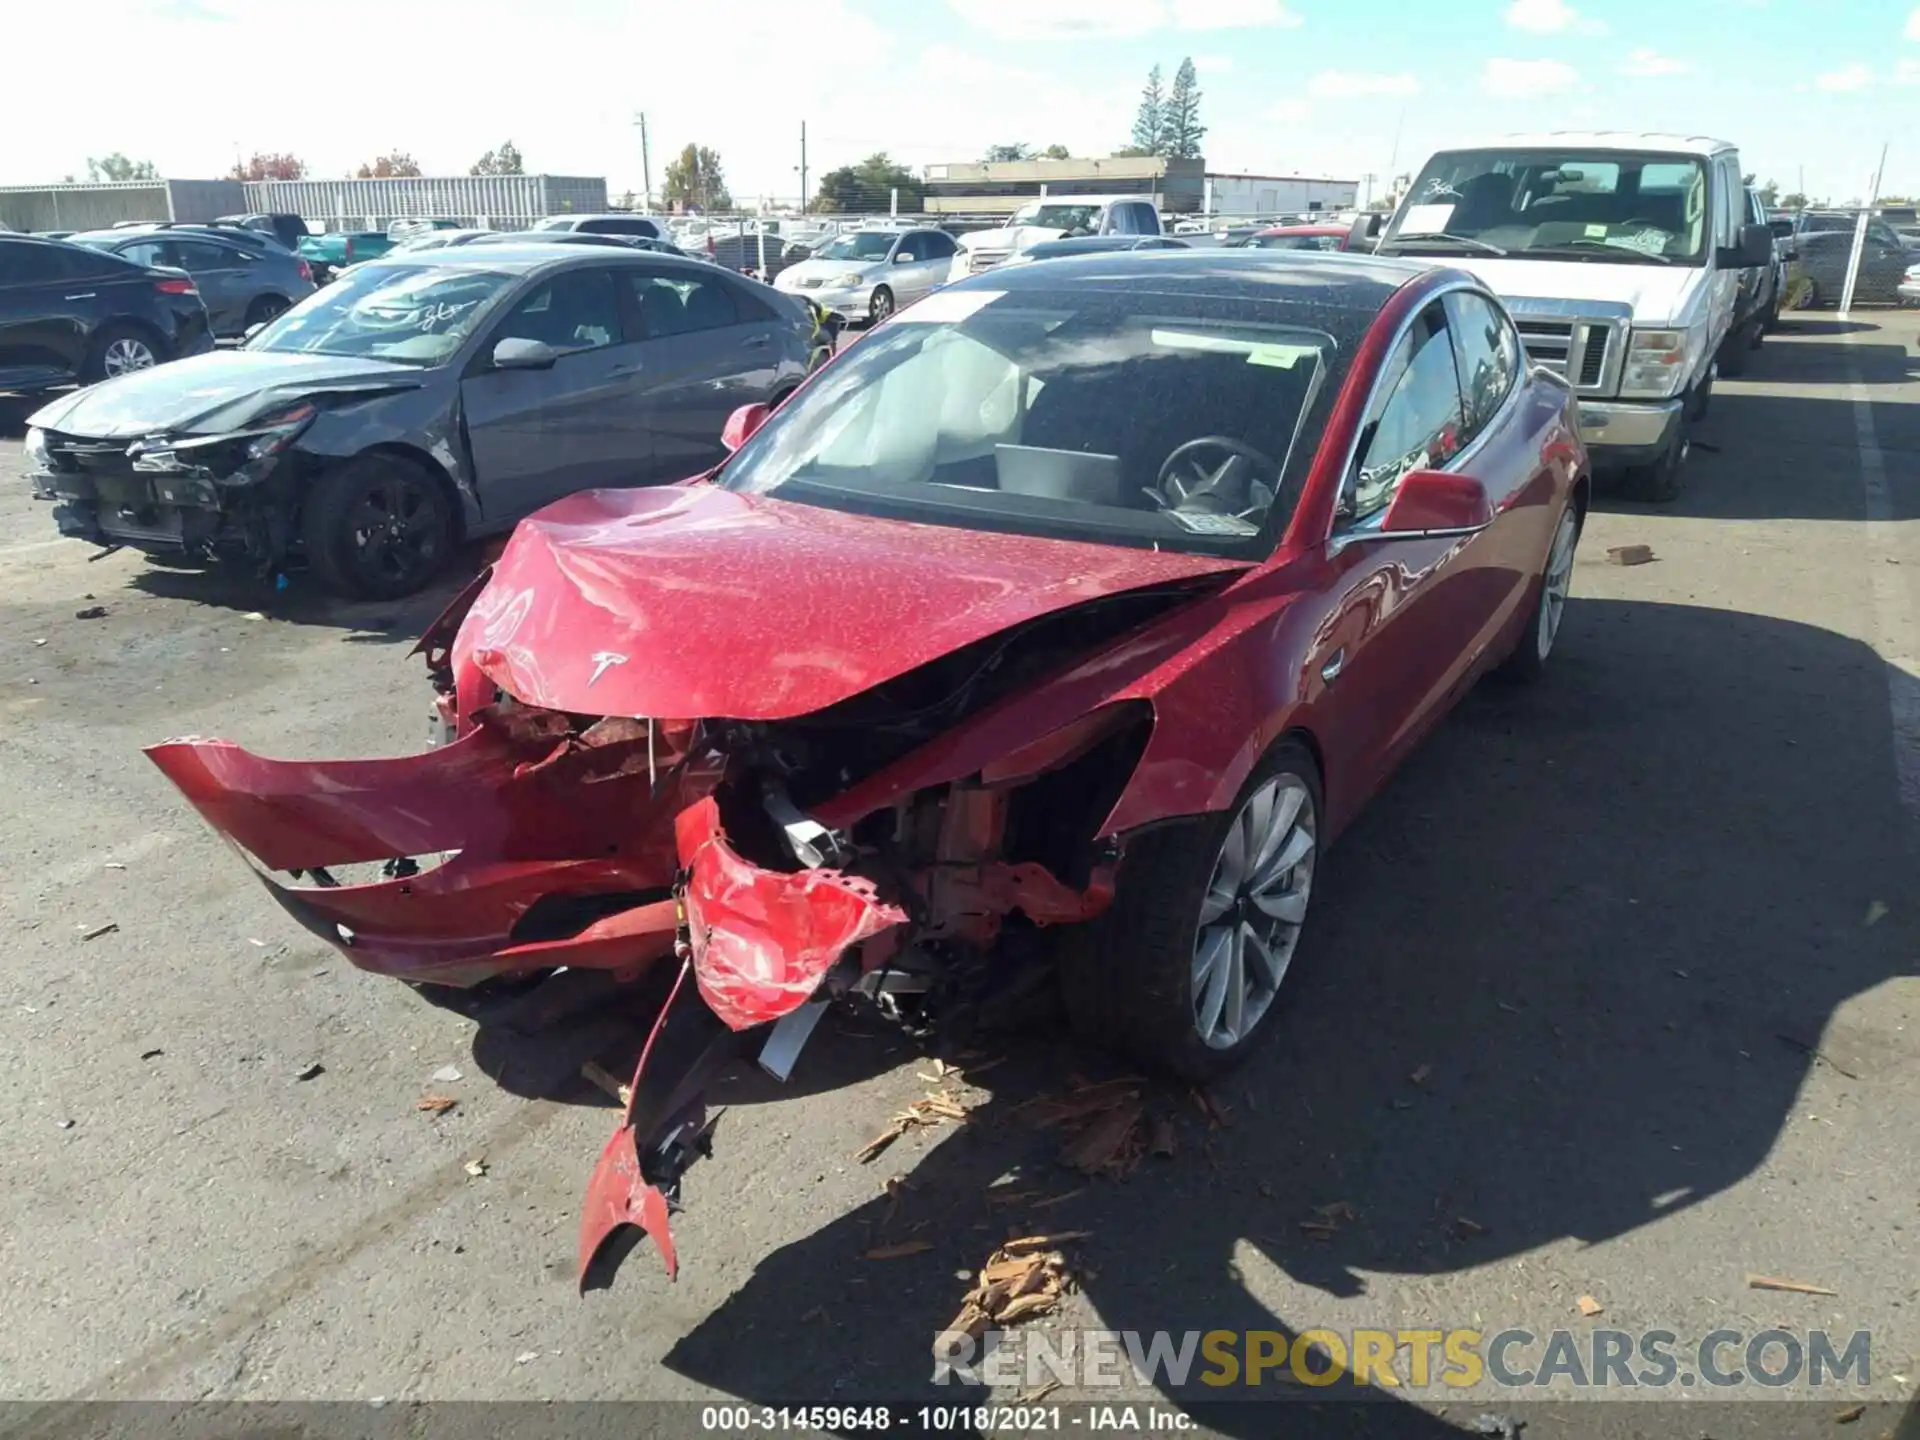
(1399, 203, 1456, 235)
(894, 289, 1005, 323)
(1607, 229, 1672, 257)
(1164, 511, 1259, 537)
(1247, 343, 1317, 369)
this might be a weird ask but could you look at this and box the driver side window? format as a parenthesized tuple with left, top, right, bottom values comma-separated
(1343, 301, 1464, 525)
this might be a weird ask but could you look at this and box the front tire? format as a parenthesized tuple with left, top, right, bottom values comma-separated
(1618, 428, 1688, 504)
(1494, 503, 1580, 683)
(1061, 741, 1322, 1081)
(300, 454, 454, 600)
(868, 286, 894, 325)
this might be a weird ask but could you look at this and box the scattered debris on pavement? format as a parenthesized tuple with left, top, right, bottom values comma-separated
(293, 1062, 324, 1082)
(1606, 544, 1656, 566)
(79, 922, 118, 942)
(464, 1157, 488, 1177)
(1834, 1404, 1865, 1425)
(514, 1351, 538, 1365)
(580, 1060, 632, 1106)
(140, 1048, 163, 1060)
(1576, 1294, 1604, 1317)
(1299, 1200, 1359, 1240)
(864, 1240, 934, 1260)
(1409, 1063, 1433, 1086)
(1452, 1216, 1489, 1238)
(1747, 1273, 1838, 1296)
(1014, 1077, 1151, 1178)
(1864, 900, 1888, 926)
(416, 1095, 458, 1114)
(855, 1083, 977, 1162)
(1150, 1115, 1178, 1157)
(938, 1234, 1080, 1347)
(57, 1119, 75, 1130)
(73, 606, 107, 620)
(431, 1064, 463, 1083)
(1467, 1415, 1524, 1439)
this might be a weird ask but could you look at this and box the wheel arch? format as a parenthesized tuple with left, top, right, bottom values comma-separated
(319, 442, 469, 543)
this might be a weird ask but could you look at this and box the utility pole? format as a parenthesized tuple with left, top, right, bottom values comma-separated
(799, 121, 808, 215)
(633, 112, 652, 211)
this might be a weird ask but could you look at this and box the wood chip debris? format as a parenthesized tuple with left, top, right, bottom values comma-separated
(416, 1095, 459, 1114)
(1747, 1273, 1838, 1296)
(80, 922, 119, 942)
(1060, 1098, 1144, 1177)
(1606, 544, 1656, 566)
(1452, 1216, 1489, 1238)
(1299, 1201, 1358, 1240)
(293, 1062, 324, 1082)
(464, 1157, 488, 1177)
(1031, 1187, 1086, 1210)
(1834, 1404, 1865, 1425)
(864, 1240, 934, 1260)
(1409, 1063, 1433, 1086)
(1150, 1115, 1178, 1157)
(938, 1237, 1078, 1348)
(855, 1088, 976, 1162)
(1576, 1294, 1604, 1317)
(580, 1061, 632, 1106)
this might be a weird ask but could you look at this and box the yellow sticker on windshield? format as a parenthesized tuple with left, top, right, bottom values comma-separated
(1584, 223, 1607, 238)
(1246, 344, 1317, 368)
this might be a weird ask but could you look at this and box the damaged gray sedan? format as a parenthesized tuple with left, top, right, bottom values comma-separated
(23, 244, 823, 598)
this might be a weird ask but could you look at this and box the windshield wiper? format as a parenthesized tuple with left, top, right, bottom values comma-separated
(1524, 240, 1674, 266)
(1379, 232, 1508, 256)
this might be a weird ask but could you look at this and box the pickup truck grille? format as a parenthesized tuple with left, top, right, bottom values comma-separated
(965, 248, 1011, 272)
(1511, 312, 1627, 397)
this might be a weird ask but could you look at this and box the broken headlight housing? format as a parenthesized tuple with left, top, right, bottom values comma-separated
(136, 401, 318, 481)
(22, 426, 53, 474)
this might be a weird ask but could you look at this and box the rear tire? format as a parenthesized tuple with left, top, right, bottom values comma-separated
(300, 454, 454, 600)
(1718, 328, 1751, 377)
(1060, 740, 1322, 1082)
(81, 324, 163, 384)
(245, 294, 290, 329)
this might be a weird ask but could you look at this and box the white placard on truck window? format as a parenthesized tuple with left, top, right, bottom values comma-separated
(1398, 204, 1456, 235)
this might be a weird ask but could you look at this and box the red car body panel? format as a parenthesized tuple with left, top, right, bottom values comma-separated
(449, 483, 1250, 723)
(143, 258, 1589, 1290)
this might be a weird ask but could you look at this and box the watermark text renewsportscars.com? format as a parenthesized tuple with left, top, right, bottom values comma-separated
(932, 1327, 1872, 1391)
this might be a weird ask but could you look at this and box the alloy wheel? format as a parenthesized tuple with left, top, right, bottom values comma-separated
(345, 473, 443, 590)
(1536, 509, 1579, 661)
(103, 338, 157, 376)
(1191, 774, 1316, 1050)
(869, 288, 894, 324)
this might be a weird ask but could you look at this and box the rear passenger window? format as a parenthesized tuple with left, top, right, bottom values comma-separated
(628, 271, 740, 337)
(1345, 302, 1464, 523)
(117, 241, 170, 269)
(1442, 290, 1521, 447)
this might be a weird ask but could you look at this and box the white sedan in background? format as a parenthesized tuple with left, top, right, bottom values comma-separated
(772, 227, 958, 325)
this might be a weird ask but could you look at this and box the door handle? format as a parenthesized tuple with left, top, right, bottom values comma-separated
(64, 293, 96, 301)
(1320, 648, 1346, 684)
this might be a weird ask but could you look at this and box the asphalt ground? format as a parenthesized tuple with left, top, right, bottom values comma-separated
(0, 312, 1916, 1438)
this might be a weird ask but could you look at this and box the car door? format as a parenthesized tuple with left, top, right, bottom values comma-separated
(459, 265, 651, 517)
(617, 265, 783, 478)
(0, 241, 104, 387)
(912, 230, 958, 296)
(1860, 219, 1911, 302)
(888, 231, 947, 304)
(1309, 296, 1487, 824)
(168, 238, 249, 334)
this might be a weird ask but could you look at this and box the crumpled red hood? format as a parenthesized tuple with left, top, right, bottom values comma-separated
(453, 484, 1248, 721)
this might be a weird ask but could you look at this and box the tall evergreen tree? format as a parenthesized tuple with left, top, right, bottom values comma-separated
(1163, 57, 1206, 160)
(1130, 65, 1165, 156)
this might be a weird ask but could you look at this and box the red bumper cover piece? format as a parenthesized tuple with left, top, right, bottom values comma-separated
(674, 796, 908, 1031)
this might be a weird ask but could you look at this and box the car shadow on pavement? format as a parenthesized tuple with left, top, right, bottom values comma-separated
(124, 551, 486, 639)
(643, 597, 1916, 1435)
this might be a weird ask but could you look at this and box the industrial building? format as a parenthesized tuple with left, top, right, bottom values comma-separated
(0, 174, 609, 233)
(919, 156, 1358, 218)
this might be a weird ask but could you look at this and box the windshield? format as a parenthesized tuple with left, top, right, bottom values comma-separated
(1381, 149, 1710, 265)
(248, 263, 516, 365)
(814, 232, 896, 261)
(1013, 203, 1105, 234)
(720, 289, 1333, 557)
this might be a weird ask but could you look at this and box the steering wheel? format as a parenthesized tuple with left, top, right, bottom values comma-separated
(1149, 436, 1282, 517)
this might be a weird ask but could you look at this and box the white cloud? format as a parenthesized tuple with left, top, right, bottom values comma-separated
(1897, 57, 1920, 83)
(1503, 0, 1606, 34)
(1814, 62, 1874, 91)
(1263, 99, 1313, 122)
(1481, 57, 1581, 97)
(1306, 70, 1420, 98)
(1620, 47, 1693, 77)
(1906, 6, 1920, 40)
(1191, 54, 1235, 73)
(944, 0, 1298, 38)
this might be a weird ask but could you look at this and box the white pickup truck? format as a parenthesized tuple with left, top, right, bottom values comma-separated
(1374, 132, 1774, 501)
(949, 195, 1163, 281)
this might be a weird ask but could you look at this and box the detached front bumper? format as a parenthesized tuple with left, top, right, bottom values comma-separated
(1575, 397, 1684, 466)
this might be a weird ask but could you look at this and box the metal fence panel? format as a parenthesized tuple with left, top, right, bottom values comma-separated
(242, 175, 609, 229)
(0, 181, 170, 232)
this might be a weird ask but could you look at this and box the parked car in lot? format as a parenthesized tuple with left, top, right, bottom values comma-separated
(772, 226, 957, 324)
(297, 231, 396, 285)
(1001, 235, 1191, 265)
(532, 213, 665, 241)
(1244, 223, 1359, 252)
(67, 226, 316, 338)
(1790, 212, 1918, 308)
(214, 212, 312, 252)
(951, 195, 1163, 278)
(390, 228, 494, 254)
(0, 234, 212, 391)
(468, 230, 690, 259)
(146, 249, 1588, 1285)
(23, 246, 818, 597)
(1377, 131, 1772, 502)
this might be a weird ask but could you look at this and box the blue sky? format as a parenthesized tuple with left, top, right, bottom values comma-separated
(9, 0, 1920, 204)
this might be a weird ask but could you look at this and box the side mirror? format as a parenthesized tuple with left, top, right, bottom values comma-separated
(721, 402, 771, 452)
(1718, 222, 1774, 270)
(491, 337, 557, 370)
(1377, 470, 1493, 535)
(893, 251, 913, 263)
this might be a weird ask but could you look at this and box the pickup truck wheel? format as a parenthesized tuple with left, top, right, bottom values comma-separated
(1059, 741, 1321, 1082)
(301, 454, 453, 600)
(1618, 429, 1688, 504)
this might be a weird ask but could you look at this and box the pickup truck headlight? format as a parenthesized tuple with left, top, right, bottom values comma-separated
(1620, 328, 1693, 400)
(22, 426, 53, 474)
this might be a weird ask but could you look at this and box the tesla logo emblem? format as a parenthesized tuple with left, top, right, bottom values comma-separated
(588, 652, 628, 686)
